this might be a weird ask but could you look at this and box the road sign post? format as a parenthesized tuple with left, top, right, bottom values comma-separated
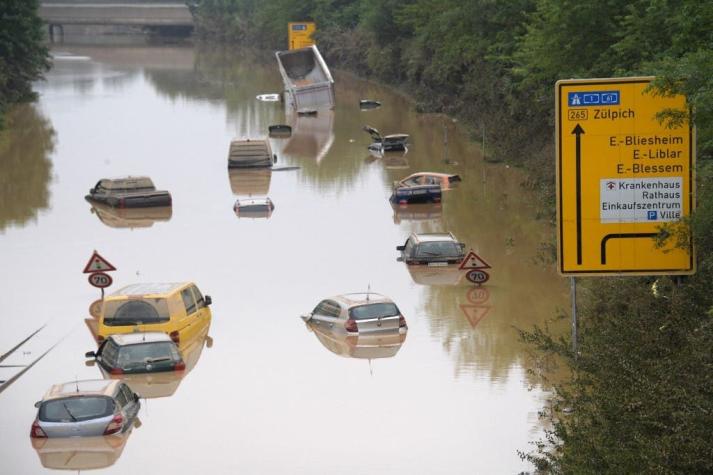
(83, 251, 117, 299)
(556, 77, 695, 276)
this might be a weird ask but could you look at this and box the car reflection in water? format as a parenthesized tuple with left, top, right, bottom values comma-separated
(31, 425, 136, 471)
(88, 201, 172, 229)
(406, 265, 465, 286)
(228, 168, 272, 196)
(305, 320, 407, 359)
(391, 202, 443, 224)
(88, 328, 212, 399)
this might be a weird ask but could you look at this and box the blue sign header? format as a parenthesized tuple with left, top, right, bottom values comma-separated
(568, 90, 620, 107)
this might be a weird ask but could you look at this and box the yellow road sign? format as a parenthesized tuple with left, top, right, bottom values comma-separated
(288, 22, 316, 50)
(556, 77, 695, 275)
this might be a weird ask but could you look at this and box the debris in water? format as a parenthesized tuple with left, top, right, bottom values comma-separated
(257, 93, 280, 102)
(359, 99, 382, 110)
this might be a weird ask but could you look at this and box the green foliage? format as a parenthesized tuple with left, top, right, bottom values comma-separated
(0, 0, 50, 128)
(521, 164, 713, 472)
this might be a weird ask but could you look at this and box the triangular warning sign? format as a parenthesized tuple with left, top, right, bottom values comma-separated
(83, 251, 117, 273)
(459, 249, 491, 270)
(459, 304, 490, 329)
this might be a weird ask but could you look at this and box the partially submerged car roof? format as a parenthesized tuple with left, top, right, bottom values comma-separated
(410, 232, 458, 243)
(98, 177, 156, 191)
(43, 380, 120, 401)
(108, 332, 172, 346)
(109, 282, 189, 299)
(332, 292, 392, 308)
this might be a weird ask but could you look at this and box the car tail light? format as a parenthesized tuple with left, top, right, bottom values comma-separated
(399, 315, 407, 328)
(169, 331, 180, 344)
(110, 367, 124, 375)
(345, 319, 358, 333)
(174, 361, 186, 371)
(97, 335, 105, 343)
(434, 196, 441, 202)
(103, 414, 123, 435)
(30, 419, 47, 438)
(118, 198, 125, 209)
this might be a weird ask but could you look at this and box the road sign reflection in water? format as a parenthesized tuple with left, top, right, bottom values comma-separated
(556, 77, 695, 275)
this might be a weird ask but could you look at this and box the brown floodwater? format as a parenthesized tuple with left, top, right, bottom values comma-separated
(0, 43, 568, 474)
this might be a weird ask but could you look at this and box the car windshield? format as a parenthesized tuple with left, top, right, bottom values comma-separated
(39, 396, 114, 422)
(349, 303, 400, 320)
(103, 298, 170, 326)
(115, 342, 180, 369)
(415, 241, 462, 258)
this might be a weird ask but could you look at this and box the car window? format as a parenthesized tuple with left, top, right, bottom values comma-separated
(120, 384, 135, 405)
(103, 299, 170, 326)
(40, 397, 114, 422)
(349, 303, 400, 320)
(415, 241, 462, 258)
(100, 339, 120, 367)
(115, 386, 129, 408)
(181, 288, 197, 315)
(313, 300, 341, 318)
(191, 286, 206, 309)
(116, 342, 180, 369)
(404, 238, 415, 257)
(403, 177, 421, 186)
(424, 176, 439, 185)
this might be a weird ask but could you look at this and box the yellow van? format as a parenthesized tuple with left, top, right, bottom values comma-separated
(96, 283, 212, 346)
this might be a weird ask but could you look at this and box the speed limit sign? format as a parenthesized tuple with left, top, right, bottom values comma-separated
(88, 272, 113, 289)
(465, 269, 490, 285)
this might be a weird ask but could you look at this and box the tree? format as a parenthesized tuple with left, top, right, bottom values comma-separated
(0, 0, 50, 129)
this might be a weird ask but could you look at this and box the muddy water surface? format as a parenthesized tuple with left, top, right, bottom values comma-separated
(0, 44, 567, 474)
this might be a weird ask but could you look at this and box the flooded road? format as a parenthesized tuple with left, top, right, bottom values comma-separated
(0, 43, 568, 474)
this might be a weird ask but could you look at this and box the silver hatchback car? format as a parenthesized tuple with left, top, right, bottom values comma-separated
(302, 292, 407, 334)
(30, 380, 140, 438)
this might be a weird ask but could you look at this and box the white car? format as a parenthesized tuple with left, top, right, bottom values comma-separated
(302, 292, 407, 334)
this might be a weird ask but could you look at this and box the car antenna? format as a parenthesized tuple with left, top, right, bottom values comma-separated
(75, 376, 79, 393)
(366, 283, 371, 302)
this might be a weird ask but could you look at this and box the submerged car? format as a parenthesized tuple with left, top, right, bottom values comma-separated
(228, 139, 276, 168)
(88, 329, 211, 400)
(390, 183, 441, 204)
(397, 232, 466, 265)
(30, 380, 140, 438)
(96, 282, 212, 346)
(85, 333, 185, 375)
(86, 176, 172, 208)
(302, 293, 407, 335)
(395, 172, 461, 190)
(363, 125, 409, 152)
(233, 197, 275, 219)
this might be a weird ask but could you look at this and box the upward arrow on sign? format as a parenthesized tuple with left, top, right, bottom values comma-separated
(459, 249, 491, 270)
(82, 251, 117, 273)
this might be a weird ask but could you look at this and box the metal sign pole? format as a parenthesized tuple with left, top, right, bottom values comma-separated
(570, 277, 578, 355)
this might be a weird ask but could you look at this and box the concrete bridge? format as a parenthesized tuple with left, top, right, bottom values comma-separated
(39, 0, 194, 39)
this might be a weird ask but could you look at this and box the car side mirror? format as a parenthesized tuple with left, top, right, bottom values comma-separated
(396, 256, 404, 262)
(205, 336, 213, 348)
(34, 401, 42, 409)
(85, 360, 95, 367)
(133, 393, 140, 403)
(396, 245, 405, 251)
(204, 295, 212, 306)
(459, 243, 466, 251)
(273, 154, 278, 163)
(85, 351, 96, 358)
